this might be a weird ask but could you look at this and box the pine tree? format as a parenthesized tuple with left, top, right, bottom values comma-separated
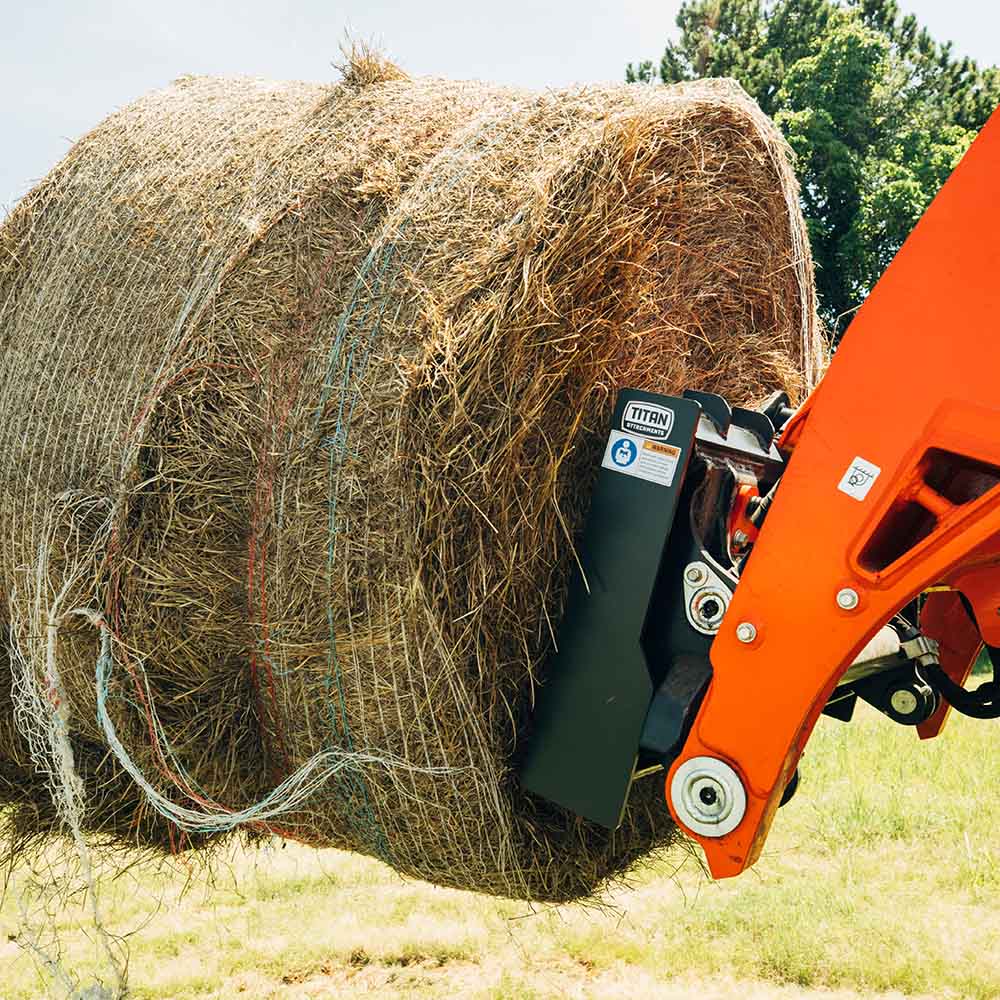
(628, 0, 1000, 333)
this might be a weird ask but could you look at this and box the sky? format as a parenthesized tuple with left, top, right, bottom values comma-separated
(1, 0, 997, 212)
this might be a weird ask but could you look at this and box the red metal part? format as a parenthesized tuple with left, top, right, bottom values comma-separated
(727, 476, 761, 553)
(917, 590, 981, 740)
(665, 105, 1000, 878)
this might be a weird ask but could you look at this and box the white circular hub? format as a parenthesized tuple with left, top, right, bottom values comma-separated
(890, 688, 919, 716)
(690, 587, 728, 631)
(670, 756, 747, 837)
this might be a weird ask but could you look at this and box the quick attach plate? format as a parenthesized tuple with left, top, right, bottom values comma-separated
(519, 390, 701, 829)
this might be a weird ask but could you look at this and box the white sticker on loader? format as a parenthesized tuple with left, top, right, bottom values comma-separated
(838, 456, 881, 501)
(602, 431, 681, 488)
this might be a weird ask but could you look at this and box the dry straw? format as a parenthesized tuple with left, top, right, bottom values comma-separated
(0, 51, 822, 902)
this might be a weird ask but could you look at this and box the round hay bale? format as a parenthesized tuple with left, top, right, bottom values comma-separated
(0, 64, 822, 901)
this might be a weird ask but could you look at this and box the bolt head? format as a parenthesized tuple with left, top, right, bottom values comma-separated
(890, 688, 919, 716)
(735, 621, 757, 643)
(836, 588, 860, 610)
(685, 564, 706, 584)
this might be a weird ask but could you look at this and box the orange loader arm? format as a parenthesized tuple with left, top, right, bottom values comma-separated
(667, 106, 1000, 877)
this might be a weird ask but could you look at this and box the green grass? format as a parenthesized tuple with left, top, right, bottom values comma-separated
(3, 706, 998, 999)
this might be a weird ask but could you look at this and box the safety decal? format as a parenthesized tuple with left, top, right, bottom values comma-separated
(601, 431, 680, 487)
(838, 456, 881, 501)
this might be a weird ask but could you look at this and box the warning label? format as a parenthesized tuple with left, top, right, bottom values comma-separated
(837, 455, 881, 501)
(601, 431, 681, 487)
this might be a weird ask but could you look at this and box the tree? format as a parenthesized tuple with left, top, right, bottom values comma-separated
(628, 0, 1000, 333)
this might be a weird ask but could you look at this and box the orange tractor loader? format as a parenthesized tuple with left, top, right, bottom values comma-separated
(521, 105, 1000, 878)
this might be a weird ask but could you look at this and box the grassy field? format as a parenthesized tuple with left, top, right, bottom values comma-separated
(3, 703, 998, 999)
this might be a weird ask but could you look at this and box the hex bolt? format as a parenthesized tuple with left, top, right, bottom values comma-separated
(735, 621, 757, 643)
(836, 588, 860, 610)
(685, 564, 707, 585)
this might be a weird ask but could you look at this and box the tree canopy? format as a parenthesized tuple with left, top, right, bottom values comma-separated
(628, 0, 1000, 333)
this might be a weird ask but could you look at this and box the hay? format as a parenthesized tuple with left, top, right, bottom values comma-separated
(0, 63, 822, 902)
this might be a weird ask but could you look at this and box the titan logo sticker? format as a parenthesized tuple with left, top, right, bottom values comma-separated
(622, 401, 674, 440)
(838, 456, 881, 501)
